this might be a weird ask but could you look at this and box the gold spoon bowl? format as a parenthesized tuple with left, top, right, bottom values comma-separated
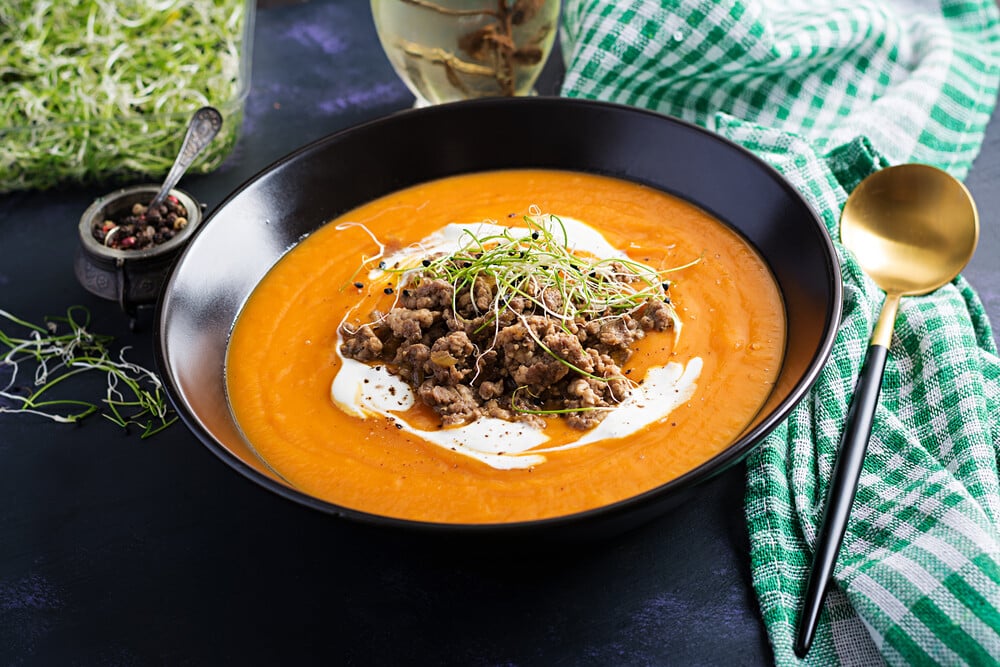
(841, 164, 980, 348)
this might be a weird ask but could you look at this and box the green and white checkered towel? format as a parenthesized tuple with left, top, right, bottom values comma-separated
(560, 1, 1000, 664)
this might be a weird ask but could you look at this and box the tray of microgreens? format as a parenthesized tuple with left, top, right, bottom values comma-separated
(0, 0, 253, 192)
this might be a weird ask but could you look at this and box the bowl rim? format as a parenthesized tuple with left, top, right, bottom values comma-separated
(154, 96, 842, 535)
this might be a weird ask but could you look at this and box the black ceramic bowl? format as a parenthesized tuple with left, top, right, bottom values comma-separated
(155, 98, 841, 539)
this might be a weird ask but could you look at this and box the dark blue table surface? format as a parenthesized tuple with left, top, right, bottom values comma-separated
(1, 2, 998, 664)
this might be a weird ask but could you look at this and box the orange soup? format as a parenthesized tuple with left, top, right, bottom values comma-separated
(226, 170, 785, 523)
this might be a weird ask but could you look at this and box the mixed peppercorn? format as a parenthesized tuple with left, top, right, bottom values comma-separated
(91, 195, 189, 250)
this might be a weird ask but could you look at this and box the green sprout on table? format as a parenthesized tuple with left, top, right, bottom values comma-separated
(0, 307, 176, 438)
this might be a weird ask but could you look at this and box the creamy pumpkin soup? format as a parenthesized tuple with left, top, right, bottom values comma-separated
(226, 170, 785, 523)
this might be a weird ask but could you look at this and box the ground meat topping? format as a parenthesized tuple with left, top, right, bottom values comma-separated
(339, 216, 682, 430)
(342, 277, 676, 430)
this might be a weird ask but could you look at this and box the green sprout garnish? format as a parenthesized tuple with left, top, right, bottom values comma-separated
(378, 210, 697, 338)
(0, 307, 176, 438)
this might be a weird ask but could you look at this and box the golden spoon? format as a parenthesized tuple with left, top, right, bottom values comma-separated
(794, 163, 979, 657)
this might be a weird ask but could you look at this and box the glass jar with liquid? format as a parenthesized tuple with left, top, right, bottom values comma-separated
(371, 0, 560, 106)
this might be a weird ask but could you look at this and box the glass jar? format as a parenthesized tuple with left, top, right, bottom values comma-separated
(371, 0, 559, 106)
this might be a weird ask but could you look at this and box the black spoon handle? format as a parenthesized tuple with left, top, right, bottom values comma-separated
(794, 342, 889, 657)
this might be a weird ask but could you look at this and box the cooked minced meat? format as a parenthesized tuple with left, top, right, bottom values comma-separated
(341, 270, 675, 430)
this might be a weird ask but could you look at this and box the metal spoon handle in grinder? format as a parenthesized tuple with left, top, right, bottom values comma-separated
(794, 293, 899, 657)
(148, 106, 223, 211)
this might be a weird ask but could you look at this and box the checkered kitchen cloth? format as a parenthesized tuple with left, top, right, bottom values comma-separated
(560, 1, 1000, 664)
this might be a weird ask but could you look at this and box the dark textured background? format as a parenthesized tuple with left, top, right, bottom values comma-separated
(1, 2, 997, 664)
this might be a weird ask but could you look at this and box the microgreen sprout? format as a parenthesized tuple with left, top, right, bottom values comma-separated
(0, 307, 176, 438)
(378, 208, 698, 337)
(0, 1, 249, 192)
